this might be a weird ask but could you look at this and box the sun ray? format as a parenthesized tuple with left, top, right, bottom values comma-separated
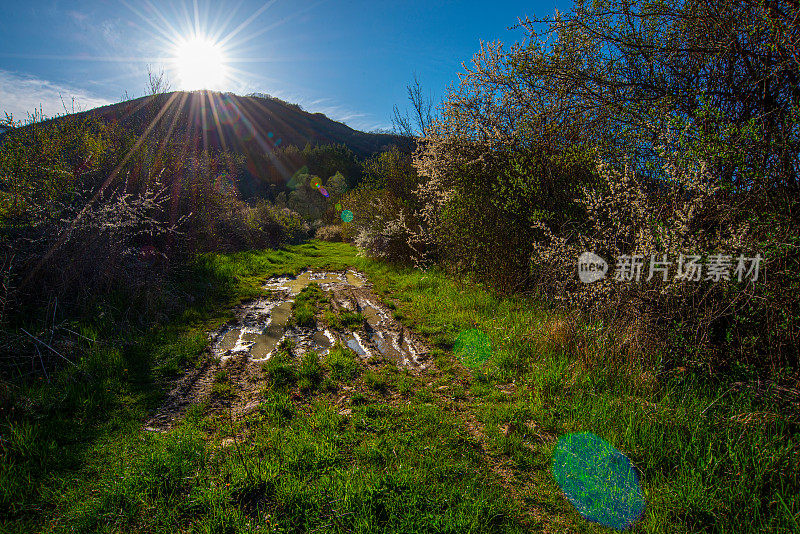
(121, 0, 182, 46)
(216, 0, 278, 48)
(206, 92, 232, 153)
(224, 0, 329, 49)
(193, 0, 202, 37)
(155, 92, 190, 161)
(207, 0, 245, 43)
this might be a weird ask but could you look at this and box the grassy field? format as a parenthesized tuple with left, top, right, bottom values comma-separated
(1, 241, 798, 533)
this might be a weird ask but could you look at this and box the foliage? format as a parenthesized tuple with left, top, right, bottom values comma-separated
(342, 147, 429, 264)
(314, 224, 344, 242)
(409, 0, 800, 375)
(0, 110, 307, 373)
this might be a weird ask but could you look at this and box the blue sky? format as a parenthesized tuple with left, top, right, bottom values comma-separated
(0, 0, 569, 132)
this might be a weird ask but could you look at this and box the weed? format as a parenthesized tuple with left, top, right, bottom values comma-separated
(298, 351, 323, 392)
(262, 347, 296, 392)
(364, 370, 388, 392)
(322, 309, 342, 329)
(324, 344, 360, 382)
(340, 311, 365, 330)
(291, 283, 324, 327)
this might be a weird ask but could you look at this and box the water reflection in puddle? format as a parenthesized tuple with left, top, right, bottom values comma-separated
(214, 300, 292, 361)
(215, 270, 370, 362)
(213, 269, 424, 368)
(345, 333, 369, 356)
(264, 269, 365, 296)
(312, 330, 335, 351)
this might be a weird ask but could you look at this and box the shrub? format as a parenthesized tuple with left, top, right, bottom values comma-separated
(342, 188, 424, 264)
(315, 225, 344, 242)
(408, 0, 800, 378)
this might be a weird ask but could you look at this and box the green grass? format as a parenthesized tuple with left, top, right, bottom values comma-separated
(2, 240, 798, 533)
(324, 343, 361, 382)
(0, 242, 360, 533)
(323, 309, 365, 331)
(262, 341, 298, 392)
(298, 351, 323, 392)
(291, 282, 326, 327)
(340, 311, 365, 330)
(351, 257, 800, 533)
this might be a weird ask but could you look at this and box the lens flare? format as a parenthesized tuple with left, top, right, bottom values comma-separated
(232, 120, 254, 141)
(341, 210, 354, 222)
(318, 186, 329, 197)
(218, 96, 241, 125)
(454, 329, 491, 368)
(551, 432, 645, 530)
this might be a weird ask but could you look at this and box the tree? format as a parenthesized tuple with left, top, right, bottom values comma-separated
(146, 64, 171, 95)
(362, 146, 419, 203)
(325, 171, 348, 198)
(392, 74, 435, 138)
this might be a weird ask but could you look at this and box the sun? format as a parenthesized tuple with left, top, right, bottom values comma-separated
(172, 35, 228, 90)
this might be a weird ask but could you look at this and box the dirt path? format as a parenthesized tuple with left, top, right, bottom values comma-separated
(144, 269, 431, 431)
(142, 266, 559, 530)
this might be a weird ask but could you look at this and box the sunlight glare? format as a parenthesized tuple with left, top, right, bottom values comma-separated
(173, 35, 228, 90)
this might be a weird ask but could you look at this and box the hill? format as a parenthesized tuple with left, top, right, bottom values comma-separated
(79, 90, 410, 159)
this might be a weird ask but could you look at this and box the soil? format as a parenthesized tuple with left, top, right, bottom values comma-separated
(144, 269, 430, 431)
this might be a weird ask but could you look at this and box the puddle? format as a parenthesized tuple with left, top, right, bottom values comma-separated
(312, 330, 334, 351)
(346, 270, 366, 287)
(212, 269, 428, 367)
(361, 303, 383, 327)
(214, 300, 293, 362)
(345, 333, 369, 356)
(264, 269, 363, 296)
(358, 300, 423, 367)
(146, 268, 429, 432)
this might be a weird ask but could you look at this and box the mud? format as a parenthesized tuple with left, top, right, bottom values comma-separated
(144, 269, 428, 432)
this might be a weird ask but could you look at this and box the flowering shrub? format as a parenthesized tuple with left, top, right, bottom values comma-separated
(407, 0, 800, 376)
(315, 224, 344, 242)
(0, 113, 308, 335)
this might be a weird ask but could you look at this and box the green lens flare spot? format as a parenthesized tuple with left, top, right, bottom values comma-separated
(454, 329, 491, 368)
(551, 432, 645, 530)
(341, 210, 354, 222)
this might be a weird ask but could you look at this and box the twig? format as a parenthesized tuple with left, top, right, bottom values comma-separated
(700, 384, 735, 416)
(36, 345, 49, 380)
(49, 297, 57, 345)
(20, 328, 85, 374)
(59, 327, 103, 344)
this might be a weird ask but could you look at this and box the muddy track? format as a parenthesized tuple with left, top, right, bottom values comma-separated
(142, 267, 557, 529)
(144, 269, 430, 431)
